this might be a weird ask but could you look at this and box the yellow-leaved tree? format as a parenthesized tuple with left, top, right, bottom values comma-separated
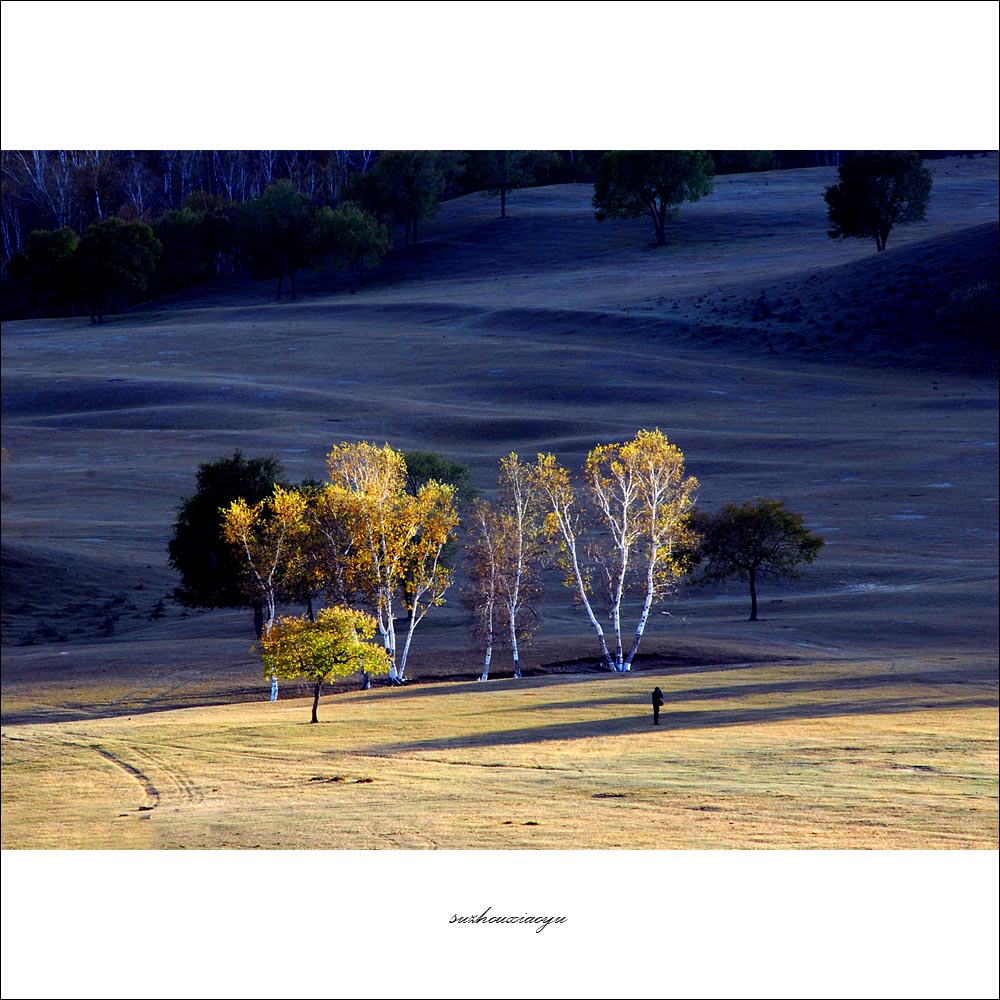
(260, 607, 392, 722)
(535, 429, 698, 671)
(325, 442, 458, 684)
(222, 485, 309, 699)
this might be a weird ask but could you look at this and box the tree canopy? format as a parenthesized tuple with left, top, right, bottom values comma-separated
(168, 450, 286, 613)
(593, 151, 714, 245)
(74, 217, 162, 322)
(692, 498, 824, 621)
(260, 607, 392, 722)
(313, 201, 390, 294)
(239, 180, 315, 299)
(824, 151, 932, 252)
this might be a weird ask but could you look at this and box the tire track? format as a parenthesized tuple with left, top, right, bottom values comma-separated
(87, 744, 161, 808)
(124, 743, 205, 805)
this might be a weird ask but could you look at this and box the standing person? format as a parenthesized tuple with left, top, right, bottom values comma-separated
(651, 687, 665, 725)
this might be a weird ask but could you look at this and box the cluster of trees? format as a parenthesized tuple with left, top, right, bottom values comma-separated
(7, 217, 163, 323)
(5, 180, 393, 319)
(169, 435, 824, 717)
(2, 150, 593, 318)
(4, 148, 941, 319)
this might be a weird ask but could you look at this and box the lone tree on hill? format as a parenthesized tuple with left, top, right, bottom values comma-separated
(824, 151, 932, 252)
(691, 498, 824, 621)
(593, 151, 714, 246)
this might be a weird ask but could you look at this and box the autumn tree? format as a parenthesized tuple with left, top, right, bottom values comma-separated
(222, 485, 310, 700)
(397, 480, 459, 674)
(535, 429, 699, 671)
(691, 498, 824, 621)
(324, 442, 458, 683)
(824, 151, 932, 252)
(260, 607, 392, 722)
(400, 450, 476, 619)
(495, 453, 546, 678)
(463, 499, 504, 681)
(592, 151, 714, 246)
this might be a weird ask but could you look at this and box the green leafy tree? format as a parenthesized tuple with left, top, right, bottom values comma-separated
(153, 193, 238, 293)
(73, 217, 162, 322)
(692, 498, 824, 621)
(239, 180, 315, 299)
(168, 451, 286, 626)
(824, 151, 932, 252)
(260, 607, 392, 721)
(6, 226, 78, 316)
(313, 201, 390, 294)
(593, 151, 714, 246)
(352, 151, 459, 247)
(462, 150, 562, 219)
(402, 451, 478, 508)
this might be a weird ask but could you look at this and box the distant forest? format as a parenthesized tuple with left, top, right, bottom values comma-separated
(0, 149, 979, 321)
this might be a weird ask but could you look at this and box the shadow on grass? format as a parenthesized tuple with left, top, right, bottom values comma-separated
(368, 692, 998, 755)
(504, 666, 1000, 715)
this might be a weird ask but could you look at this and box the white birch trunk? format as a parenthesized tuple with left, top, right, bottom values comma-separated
(626, 543, 660, 670)
(509, 613, 521, 679)
(565, 533, 614, 669)
(480, 624, 493, 682)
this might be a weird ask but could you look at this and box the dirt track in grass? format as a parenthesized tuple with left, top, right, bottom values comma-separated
(1, 156, 997, 848)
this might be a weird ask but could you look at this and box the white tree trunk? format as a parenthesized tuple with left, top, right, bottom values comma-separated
(510, 614, 521, 679)
(480, 627, 493, 682)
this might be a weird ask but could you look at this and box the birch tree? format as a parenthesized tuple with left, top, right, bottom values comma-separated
(222, 485, 309, 700)
(495, 454, 545, 679)
(325, 442, 457, 684)
(464, 499, 502, 681)
(535, 429, 698, 671)
(464, 455, 546, 681)
(397, 480, 459, 678)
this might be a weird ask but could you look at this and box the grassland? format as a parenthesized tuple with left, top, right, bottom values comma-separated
(2, 155, 998, 851)
(3, 661, 996, 850)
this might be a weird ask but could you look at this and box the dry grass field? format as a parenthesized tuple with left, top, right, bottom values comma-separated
(2, 155, 998, 852)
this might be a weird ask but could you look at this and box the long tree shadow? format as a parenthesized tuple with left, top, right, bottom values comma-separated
(505, 667, 1000, 715)
(368, 694, 998, 756)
